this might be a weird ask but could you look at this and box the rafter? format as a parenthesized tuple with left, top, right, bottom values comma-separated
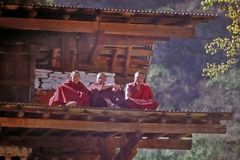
(0, 17, 195, 38)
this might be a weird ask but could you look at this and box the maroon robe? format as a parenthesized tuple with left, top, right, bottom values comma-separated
(125, 82, 158, 110)
(49, 80, 90, 106)
(90, 87, 125, 108)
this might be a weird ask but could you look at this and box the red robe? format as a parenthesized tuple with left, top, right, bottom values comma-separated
(49, 80, 90, 106)
(126, 82, 158, 110)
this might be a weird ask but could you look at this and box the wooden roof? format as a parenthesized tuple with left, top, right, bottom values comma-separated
(0, 102, 232, 160)
(0, 3, 218, 84)
(0, 6, 227, 159)
(0, 3, 216, 39)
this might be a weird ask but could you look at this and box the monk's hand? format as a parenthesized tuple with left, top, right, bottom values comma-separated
(112, 85, 121, 92)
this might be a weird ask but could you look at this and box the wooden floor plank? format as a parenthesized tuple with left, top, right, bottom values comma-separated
(0, 117, 226, 134)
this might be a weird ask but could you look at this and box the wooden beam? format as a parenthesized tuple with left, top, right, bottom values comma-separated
(0, 103, 233, 122)
(130, 48, 152, 56)
(20, 128, 34, 137)
(41, 129, 55, 137)
(0, 136, 192, 150)
(0, 17, 98, 33)
(0, 117, 227, 134)
(103, 34, 167, 46)
(63, 130, 80, 137)
(0, 17, 195, 38)
(100, 22, 195, 38)
(137, 139, 192, 150)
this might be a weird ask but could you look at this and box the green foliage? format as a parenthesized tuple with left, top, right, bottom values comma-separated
(180, 133, 240, 160)
(134, 149, 185, 160)
(136, 69, 240, 160)
(146, 64, 177, 109)
(147, 64, 176, 91)
(185, 69, 240, 159)
(201, 0, 240, 77)
(193, 69, 240, 111)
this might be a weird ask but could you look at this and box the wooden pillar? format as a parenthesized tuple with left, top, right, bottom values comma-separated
(60, 33, 78, 71)
(88, 31, 105, 64)
(111, 48, 119, 72)
(51, 48, 61, 68)
(124, 46, 132, 76)
(69, 50, 77, 71)
(29, 44, 36, 102)
(0, 42, 34, 102)
(99, 138, 115, 160)
(115, 131, 142, 160)
(5, 156, 11, 160)
(20, 157, 28, 160)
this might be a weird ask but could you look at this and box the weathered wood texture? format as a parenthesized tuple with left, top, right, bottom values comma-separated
(0, 117, 228, 134)
(0, 4, 220, 160)
(0, 4, 216, 86)
(115, 132, 143, 160)
(0, 17, 196, 38)
(0, 52, 34, 102)
(0, 136, 192, 150)
(0, 102, 232, 160)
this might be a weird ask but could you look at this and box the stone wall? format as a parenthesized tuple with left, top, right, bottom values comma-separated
(0, 146, 31, 160)
(34, 69, 116, 104)
(35, 69, 115, 90)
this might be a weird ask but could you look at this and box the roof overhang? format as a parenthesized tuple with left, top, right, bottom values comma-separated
(0, 4, 217, 39)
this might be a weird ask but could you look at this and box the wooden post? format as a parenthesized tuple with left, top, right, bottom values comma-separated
(20, 157, 28, 160)
(51, 48, 61, 68)
(29, 44, 36, 103)
(99, 138, 115, 160)
(124, 46, 132, 76)
(115, 131, 142, 160)
(88, 30, 105, 64)
(5, 156, 11, 160)
(111, 48, 119, 72)
(60, 33, 78, 71)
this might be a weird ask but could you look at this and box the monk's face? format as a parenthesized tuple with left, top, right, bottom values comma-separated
(134, 72, 144, 84)
(97, 74, 107, 85)
(70, 72, 80, 83)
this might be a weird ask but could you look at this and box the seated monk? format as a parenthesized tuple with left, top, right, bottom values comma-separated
(125, 71, 158, 110)
(49, 70, 90, 107)
(88, 72, 124, 108)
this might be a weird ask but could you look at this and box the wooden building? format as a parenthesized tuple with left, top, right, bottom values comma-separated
(0, 102, 232, 160)
(0, 3, 232, 160)
(0, 3, 216, 102)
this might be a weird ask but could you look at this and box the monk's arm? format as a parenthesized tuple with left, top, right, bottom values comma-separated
(102, 84, 121, 91)
(125, 84, 131, 99)
(101, 84, 113, 90)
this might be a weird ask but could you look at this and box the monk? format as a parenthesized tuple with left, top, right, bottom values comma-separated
(49, 70, 90, 107)
(88, 72, 124, 108)
(125, 71, 158, 110)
